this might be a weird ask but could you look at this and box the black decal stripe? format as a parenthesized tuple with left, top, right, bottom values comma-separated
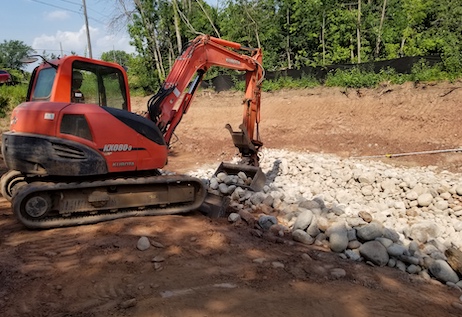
(101, 107, 166, 145)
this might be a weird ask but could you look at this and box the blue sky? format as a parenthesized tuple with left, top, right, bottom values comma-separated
(1, 0, 220, 68)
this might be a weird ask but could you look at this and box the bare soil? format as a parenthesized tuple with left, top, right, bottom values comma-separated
(1, 82, 462, 317)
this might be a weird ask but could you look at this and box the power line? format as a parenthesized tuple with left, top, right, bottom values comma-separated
(30, 0, 82, 15)
(58, 0, 111, 20)
(29, 0, 105, 25)
(57, 0, 81, 6)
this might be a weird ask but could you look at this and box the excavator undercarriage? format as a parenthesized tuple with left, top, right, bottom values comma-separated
(12, 174, 206, 229)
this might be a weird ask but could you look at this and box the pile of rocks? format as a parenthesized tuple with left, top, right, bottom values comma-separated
(189, 148, 462, 287)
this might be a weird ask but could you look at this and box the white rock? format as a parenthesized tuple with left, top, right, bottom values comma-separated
(456, 185, 462, 196)
(417, 193, 433, 207)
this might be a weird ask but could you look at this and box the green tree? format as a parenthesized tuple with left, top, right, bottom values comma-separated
(101, 50, 132, 66)
(422, 0, 462, 73)
(0, 40, 34, 70)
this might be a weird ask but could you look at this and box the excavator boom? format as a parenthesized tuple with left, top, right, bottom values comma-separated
(148, 35, 264, 164)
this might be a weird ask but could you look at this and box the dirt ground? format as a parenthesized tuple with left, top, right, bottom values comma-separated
(1, 82, 462, 317)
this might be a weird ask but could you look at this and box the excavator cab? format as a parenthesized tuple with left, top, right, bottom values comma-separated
(26, 56, 129, 110)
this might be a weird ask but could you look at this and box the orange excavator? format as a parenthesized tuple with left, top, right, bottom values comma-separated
(1, 35, 264, 229)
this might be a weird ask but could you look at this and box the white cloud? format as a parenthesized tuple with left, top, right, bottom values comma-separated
(32, 25, 135, 59)
(44, 10, 70, 21)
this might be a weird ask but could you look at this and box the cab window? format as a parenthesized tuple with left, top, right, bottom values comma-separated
(72, 61, 128, 110)
(32, 67, 56, 100)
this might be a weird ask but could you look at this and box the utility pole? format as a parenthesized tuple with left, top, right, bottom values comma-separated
(82, 0, 93, 58)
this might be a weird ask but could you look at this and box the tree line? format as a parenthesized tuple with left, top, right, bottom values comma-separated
(2, 0, 462, 92)
(106, 0, 462, 92)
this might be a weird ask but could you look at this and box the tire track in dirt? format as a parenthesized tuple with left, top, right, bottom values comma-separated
(11, 234, 82, 274)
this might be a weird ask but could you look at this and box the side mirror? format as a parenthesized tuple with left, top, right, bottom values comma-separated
(19, 56, 39, 64)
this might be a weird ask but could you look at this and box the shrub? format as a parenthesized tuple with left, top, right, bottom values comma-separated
(0, 84, 28, 117)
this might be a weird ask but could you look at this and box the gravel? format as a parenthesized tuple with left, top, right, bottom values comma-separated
(188, 148, 462, 285)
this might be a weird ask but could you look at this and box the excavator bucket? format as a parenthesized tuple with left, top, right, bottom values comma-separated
(200, 123, 265, 218)
(225, 123, 263, 162)
(213, 162, 266, 192)
(200, 162, 266, 218)
(200, 193, 231, 218)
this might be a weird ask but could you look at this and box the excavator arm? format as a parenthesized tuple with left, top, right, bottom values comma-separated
(147, 35, 264, 165)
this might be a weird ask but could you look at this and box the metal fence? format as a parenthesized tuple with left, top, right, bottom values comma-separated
(202, 55, 441, 92)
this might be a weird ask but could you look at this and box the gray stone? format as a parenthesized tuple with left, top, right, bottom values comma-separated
(262, 195, 274, 207)
(292, 209, 313, 231)
(345, 249, 361, 261)
(396, 260, 407, 272)
(406, 264, 421, 274)
(250, 192, 265, 205)
(356, 222, 384, 241)
(209, 178, 219, 190)
(237, 171, 247, 180)
(359, 241, 389, 267)
(398, 255, 420, 265)
(383, 228, 400, 242)
(228, 213, 241, 222)
(408, 241, 420, 255)
(258, 215, 278, 230)
(329, 225, 349, 253)
(312, 197, 326, 209)
(376, 237, 393, 248)
(347, 240, 361, 249)
(306, 217, 321, 237)
(387, 258, 396, 268)
(292, 229, 315, 245)
(299, 199, 321, 210)
(387, 243, 407, 257)
(429, 260, 460, 284)
(218, 183, 229, 194)
(330, 268, 347, 278)
(346, 229, 357, 241)
(216, 172, 227, 182)
(272, 261, 285, 268)
(137, 237, 150, 251)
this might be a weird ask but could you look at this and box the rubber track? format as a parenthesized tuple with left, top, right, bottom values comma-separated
(12, 175, 207, 229)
